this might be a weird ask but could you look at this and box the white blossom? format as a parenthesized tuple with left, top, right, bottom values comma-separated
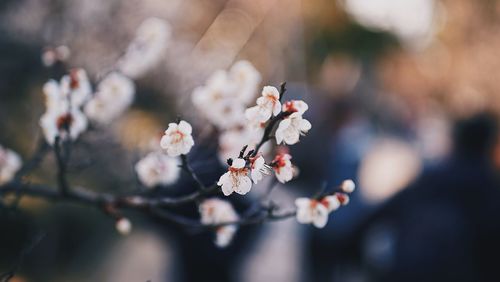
(275, 112, 312, 145)
(117, 17, 171, 79)
(245, 86, 281, 123)
(249, 155, 266, 184)
(0, 145, 22, 185)
(295, 195, 340, 228)
(272, 153, 294, 183)
(59, 68, 92, 107)
(217, 124, 265, 164)
(135, 151, 180, 188)
(228, 60, 261, 104)
(191, 70, 246, 129)
(115, 218, 132, 235)
(85, 72, 135, 124)
(40, 109, 87, 145)
(217, 158, 252, 196)
(160, 120, 195, 157)
(282, 100, 309, 115)
(341, 179, 356, 193)
(192, 61, 261, 130)
(199, 198, 239, 247)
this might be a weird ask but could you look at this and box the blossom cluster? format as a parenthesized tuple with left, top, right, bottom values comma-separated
(39, 17, 171, 146)
(14, 18, 355, 247)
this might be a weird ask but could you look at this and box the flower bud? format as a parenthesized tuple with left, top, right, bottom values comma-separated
(115, 218, 132, 235)
(341, 179, 356, 193)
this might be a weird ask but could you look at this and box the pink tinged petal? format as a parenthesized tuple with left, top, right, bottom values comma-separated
(324, 196, 341, 212)
(245, 106, 259, 120)
(312, 204, 329, 228)
(234, 176, 252, 195)
(178, 120, 192, 135)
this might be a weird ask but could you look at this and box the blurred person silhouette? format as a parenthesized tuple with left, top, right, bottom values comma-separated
(360, 112, 500, 282)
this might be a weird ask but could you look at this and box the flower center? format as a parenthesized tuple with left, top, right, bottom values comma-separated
(56, 113, 74, 131)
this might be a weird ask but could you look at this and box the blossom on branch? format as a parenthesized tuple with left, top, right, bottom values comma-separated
(135, 151, 180, 188)
(85, 72, 135, 124)
(275, 112, 312, 145)
(160, 120, 195, 157)
(117, 17, 171, 79)
(59, 68, 92, 107)
(245, 86, 281, 123)
(271, 153, 294, 183)
(0, 145, 22, 185)
(217, 158, 252, 196)
(341, 179, 356, 193)
(191, 61, 261, 129)
(295, 196, 341, 228)
(199, 198, 239, 247)
(249, 155, 267, 184)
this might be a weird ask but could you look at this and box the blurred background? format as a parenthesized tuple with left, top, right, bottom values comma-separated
(1, 0, 500, 281)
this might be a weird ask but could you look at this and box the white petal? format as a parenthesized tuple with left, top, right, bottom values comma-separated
(312, 204, 329, 228)
(323, 196, 341, 212)
(234, 176, 252, 195)
(178, 120, 192, 135)
(232, 158, 246, 169)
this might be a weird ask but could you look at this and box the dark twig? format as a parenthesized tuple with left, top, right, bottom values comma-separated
(0, 231, 45, 282)
(180, 154, 206, 191)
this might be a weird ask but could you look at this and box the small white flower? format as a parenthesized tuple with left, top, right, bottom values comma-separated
(160, 120, 195, 157)
(228, 60, 261, 104)
(118, 17, 171, 79)
(217, 158, 252, 196)
(135, 151, 180, 188)
(272, 153, 294, 183)
(115, 218, 132, 235)
(245, 86, 281, 123)
(282, 100, 309, 115)
(295, 195, 340, 228)
(275, 112, 312, 145)
(0, 145, 22, 185)
(341, 179, 356, 193)
(40, 107, 87, 145)
(249, 155, 266, 184)
(85, 72, 135, 124)
(199, 198, 239, 248)
(59, 68, 92, 107)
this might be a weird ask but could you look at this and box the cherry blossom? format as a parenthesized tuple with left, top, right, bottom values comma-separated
(275, 112, 312, 145)
(217, 158, 252, 196)
(341, 179, 356, 193)
(199, 198, 239, 247)
(295, 195, 341, 228)
(135, 151, 180, 188)
(59, 68, 92, 107)
(282, 100, 309, 115)
(85, 72, 135, 124)
(191, 61, 261, 129)
(271, 153, 294, 183)
(117, 17, 171, 79)
(245, 86, 281, 123)
(249, 155, 267, 184)
(228, 60, 262, 104)
(0, 145, 22, 185)
(160, 120, 195, 157)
